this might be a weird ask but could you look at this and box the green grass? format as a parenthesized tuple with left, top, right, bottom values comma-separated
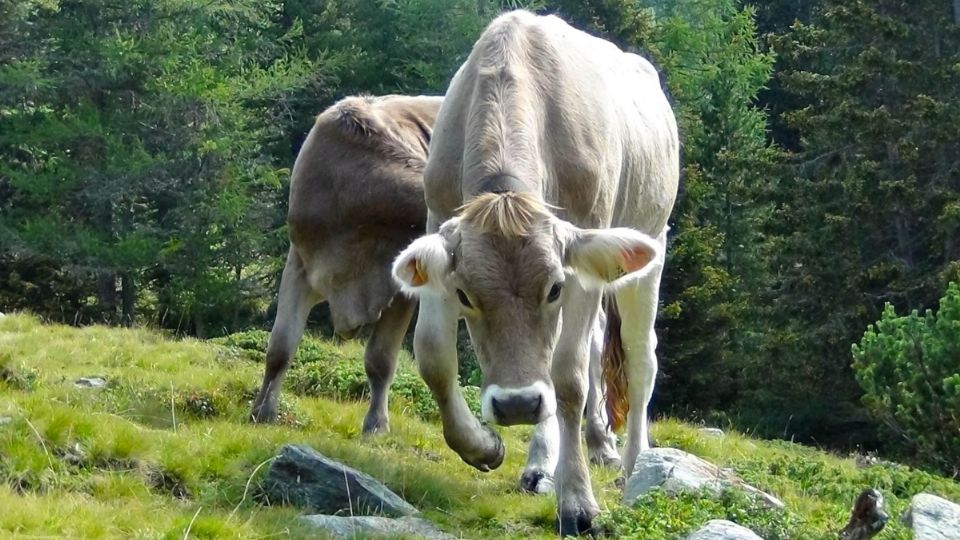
(1, 313, 958, 539)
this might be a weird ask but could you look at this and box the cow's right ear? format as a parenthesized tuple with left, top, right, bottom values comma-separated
(392, 234, 451, 295)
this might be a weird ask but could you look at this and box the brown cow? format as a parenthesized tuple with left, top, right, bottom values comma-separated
(250, 95, 440, 433)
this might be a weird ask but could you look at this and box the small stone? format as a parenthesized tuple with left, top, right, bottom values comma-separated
(853, 453, 881, 469)
(60, 442, 88, 466)
(624, 447, 783, 509)
(686, 519, 764, 540)
(300, 515, 454, 539)
(262, 444, 418, 517)
(902, 493, 960, 540)
(0, 416, 12, 426)
(75, 377, 107, 388)
(699, 427, 725, 438)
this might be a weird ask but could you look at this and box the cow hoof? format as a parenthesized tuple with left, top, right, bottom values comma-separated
(361, 413, 390, 435)
(519, 468, 554, 494)
(588, 451, 621, 470)
(462, 426, 505, 472)
(249, 403, 278, 424)
(556, 507, 598, 537)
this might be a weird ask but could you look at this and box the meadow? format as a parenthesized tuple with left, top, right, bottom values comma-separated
(1, 313, 957, 539)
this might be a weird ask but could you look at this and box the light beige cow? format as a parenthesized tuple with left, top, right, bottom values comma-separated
(393, 11, 679, 535)
(249, 94, 620, 494)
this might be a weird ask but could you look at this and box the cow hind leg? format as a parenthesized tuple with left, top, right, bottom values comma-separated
(251, 247, 317, 423)
(520, 414, 559, 494)
(615, 246, 665, 486)
(362, 294, 416, 435)
(584, 307, 621, 469)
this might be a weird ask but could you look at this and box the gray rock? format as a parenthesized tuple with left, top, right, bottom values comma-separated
(300, 515, 454, 539)
(686, 519, 763, 540)
(699, 428, 725, 438)
(263, 444, 418, 517)
(0, 416, 12, 426)
(624, 447, 784, 509)
(74, 377, 107, 388)
(902, 493, 960, 540)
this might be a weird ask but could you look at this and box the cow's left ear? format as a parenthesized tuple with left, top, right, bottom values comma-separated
(392, 233, 452, 295)
(565, 227, 661, 288)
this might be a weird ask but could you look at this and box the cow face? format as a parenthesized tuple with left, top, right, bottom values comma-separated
(393, 192, 659, 426)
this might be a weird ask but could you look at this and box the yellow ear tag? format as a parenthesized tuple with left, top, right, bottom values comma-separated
(411, 258, 428, 287)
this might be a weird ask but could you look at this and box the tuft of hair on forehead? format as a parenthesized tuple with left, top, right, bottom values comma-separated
(458, 191, 554, 237)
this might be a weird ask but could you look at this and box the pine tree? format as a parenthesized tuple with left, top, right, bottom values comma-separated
(757, 0, 960, 444)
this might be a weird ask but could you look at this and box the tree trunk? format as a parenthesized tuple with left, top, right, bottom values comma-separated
(121, 271, 136, 326)
(96, 272, 117, 323)
(194, 315, 207, 339)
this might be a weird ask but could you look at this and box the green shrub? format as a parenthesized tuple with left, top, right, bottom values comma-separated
(852, 282, 960, 477)
(259, 337, 478, 422)
(597, 488, 825, 540)
(210, 330, 270, 353)
(214, 330, 482, 421)
(212, 330, 352, 364)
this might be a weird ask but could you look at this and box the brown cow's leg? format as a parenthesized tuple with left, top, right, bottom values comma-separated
(552, 283, 602, 536)
(251, 247, 317, 423)
(362, 294, 416, 434)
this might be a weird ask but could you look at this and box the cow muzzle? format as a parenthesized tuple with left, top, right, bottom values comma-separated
(481, 382, 556, 426)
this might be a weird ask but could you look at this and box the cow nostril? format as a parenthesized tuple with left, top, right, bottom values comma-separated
(533, 394, 543, 416)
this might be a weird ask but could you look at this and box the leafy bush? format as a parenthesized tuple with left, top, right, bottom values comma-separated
(852, 282, 960, 477)
(286, 353, 481, 422)
(214, 330, 482, 421)
(211, 329, 350, 365)
(597, 488, 823, 540)
(211, 330, 270, 354)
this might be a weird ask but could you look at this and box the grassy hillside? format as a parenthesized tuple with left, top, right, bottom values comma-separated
(1, 313, 957, 539)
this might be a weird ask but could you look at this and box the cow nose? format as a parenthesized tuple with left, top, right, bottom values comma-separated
(490, 393, 543, 426)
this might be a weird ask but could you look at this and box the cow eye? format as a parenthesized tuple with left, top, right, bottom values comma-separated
(547, 282, 563, 303)
(456, 289, 473, 308)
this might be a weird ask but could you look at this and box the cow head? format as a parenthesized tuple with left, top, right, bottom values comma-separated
(393, 192, 660, 426)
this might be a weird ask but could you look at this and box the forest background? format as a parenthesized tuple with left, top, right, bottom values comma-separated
(2, 0, 958, 477)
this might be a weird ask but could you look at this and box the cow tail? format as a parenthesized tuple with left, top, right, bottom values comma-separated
(601, 293, 628, 432)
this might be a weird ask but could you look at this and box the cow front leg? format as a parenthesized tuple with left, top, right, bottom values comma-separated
(362, 294, 416, 434)
(251, 247, 317, 423)
(415, 292, 504, 471)
(616, 245, 665, 485)
(553, 285, 602, 536)
(584, 307, 621, 469)
(520, 414, 559, 493)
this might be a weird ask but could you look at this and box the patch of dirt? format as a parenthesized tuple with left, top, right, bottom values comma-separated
(5, 473, 35, 495)
(0, 362, 37, 390)
(141, 464, 191, 500)
(54, 442, 139, 472)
